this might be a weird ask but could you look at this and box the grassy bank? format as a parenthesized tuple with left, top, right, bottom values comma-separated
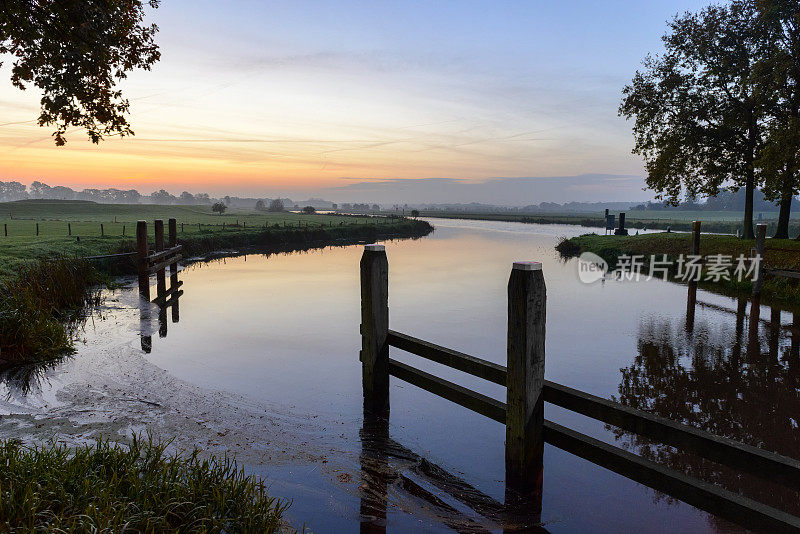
(420, 210, 800, 236)
(0, 436, 288, 532)
(0, 201, 433, 279)
(557, 232, 800, 303)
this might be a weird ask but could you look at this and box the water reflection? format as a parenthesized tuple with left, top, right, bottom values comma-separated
(613, 284, 800, 516)
(358, 409, 547, 532)
(139, 269, 184, 354)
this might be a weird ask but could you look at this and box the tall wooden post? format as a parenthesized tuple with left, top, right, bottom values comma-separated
(154, 219, 166, 297)
(168, 218, 178, 277)
(690, 221, 701, 256)
(122, 225, 125, 236)
(136, 221, 150, 299)
(753, 223, 767, 297)
(35, 222, 39, 236)
(506, 261, 546, 505)
(100, 223, 104, 237)
(68, 223, 71, 236)
(361, 243, 389, 417)
(3, 223, 6, 237)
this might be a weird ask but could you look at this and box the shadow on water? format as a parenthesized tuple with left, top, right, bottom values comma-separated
(139, 268, 184, 354)
(612, 282, 800, 520)
(357, 411, 549, 533)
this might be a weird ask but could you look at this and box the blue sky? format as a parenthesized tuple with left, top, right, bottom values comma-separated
(0, 1, 716, 203)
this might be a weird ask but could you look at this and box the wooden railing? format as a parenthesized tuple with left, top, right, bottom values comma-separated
(359, 244, 800, 533)
(136, 218, 182, 301)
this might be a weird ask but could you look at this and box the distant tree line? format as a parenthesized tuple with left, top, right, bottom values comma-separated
(630, 188, 800, 212)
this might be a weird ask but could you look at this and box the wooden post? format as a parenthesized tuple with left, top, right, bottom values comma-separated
(68, 223, 71, 236)
(181, 222, 184, 233)
(3, 223, 6, 237)
(198, 222, 201, 232)
(36, 222, 39, 236)
(122, 225, 125, 236)
(361, 243, 389, 417)
(690, 221, 701, 256)
(154, 219, 166, 297)
(100, 223, 104, 237)
(753, 223, 767, 296)
(506, 261, 546, 504)
(136, 221, 150, 299)
(168, 218, 178, 277)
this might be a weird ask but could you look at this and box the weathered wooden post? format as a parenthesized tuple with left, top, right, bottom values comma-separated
(690, 221, 701, 256)
(35, 222, 39, 236)
(506, 261, 546, 505)
(3, 223, 6, 237)
(68, 222, 71, 236)
(168, 218, 178, 277)
(361, 243, 389, 417)
(122, 225, 126, 236)
(181, 222, 184, 233)
(752, 223, 767, 297)
(154, 219, 166, 297)
(136, 221, 150, 299)
(100, 223, 104, 237)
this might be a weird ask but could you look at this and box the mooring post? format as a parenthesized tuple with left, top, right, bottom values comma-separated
(154, 219, 166, 297)
(68, 222, 71, 236)
(360, 243, 389, 417)
(506, 261, 546, 505)
(690, 221, 701, 256)
(753, 223, 767, 297)
(168, 218, 178, 277)
(136, 220, 150, 299)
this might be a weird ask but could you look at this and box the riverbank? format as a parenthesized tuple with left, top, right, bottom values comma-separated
(557, 232, 800, 303)
(419, 210, 800, 236)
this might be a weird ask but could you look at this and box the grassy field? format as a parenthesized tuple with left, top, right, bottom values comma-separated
(420, 210, 800, 235)
(557, 232, 800, 303)
(0, 200, 430, 279)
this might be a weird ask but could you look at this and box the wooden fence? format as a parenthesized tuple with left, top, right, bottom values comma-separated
(136, 219, 182, 301)
(359, 243, 800, 533)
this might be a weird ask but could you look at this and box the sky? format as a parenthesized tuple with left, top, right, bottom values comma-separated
(0, 1, 716, 204)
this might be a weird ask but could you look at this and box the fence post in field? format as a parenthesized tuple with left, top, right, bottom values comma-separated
(4, 223, 6, 237)
(198, 222, 201, 232)
(181, 222, 184, 233)
(168, 218, 178, 277)
(361, 244, 389, 417)
(136, 221, 150, 299)
(122, 225, 125, 236)
(506, 261, 546, 503)
(68, 223, 71, 236)
(752, 223, 767, 297)
(154, 219, 166, 297)
(100, 223, 104, 237)
(36, 222, 39, 236)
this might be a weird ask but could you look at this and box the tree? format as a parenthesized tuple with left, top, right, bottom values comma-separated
(410, 209, 420, 219)
(212, 202, 227, 215)
(620, 1, 774, 239)
(302, 206, 316, 214)
(149, 189, 175, 204)
(179, 191, 195, 205)
(268, 199, 285, 212)
(0, 0, 160, 145)
(758, 1, 800, 238)
(255, 200, 266, 211)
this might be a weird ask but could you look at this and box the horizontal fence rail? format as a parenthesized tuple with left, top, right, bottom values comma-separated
(362, 242, 800, 533)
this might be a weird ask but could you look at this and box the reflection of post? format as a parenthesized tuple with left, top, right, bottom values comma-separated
(505, 261, 545, 516)
(686, 282, 697, 333)
(769, 307, 781, 362)
(168, 218, 178, 277)
(136, 221, 150, 299)
(747, 294, 762, 360)
(154, 219, 166, 297)
(752, 223, 767, 297)
(361, 244, 389, 418)
(359, 412, 389, 533)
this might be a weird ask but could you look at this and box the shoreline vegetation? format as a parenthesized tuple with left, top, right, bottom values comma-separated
(0, 436, 289, 532)
(419, 210, 800, 236)
(556, 232, 800, 304)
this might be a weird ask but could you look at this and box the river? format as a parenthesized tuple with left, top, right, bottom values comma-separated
(2, 217, 797, 533)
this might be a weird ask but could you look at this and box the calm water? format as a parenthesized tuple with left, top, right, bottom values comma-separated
(57, 219, 800, 531)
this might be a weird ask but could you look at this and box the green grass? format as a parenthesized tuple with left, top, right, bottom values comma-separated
(0, 436, 288, 533)
(0, 201, 432, 279)
(557, 232, 800, 303)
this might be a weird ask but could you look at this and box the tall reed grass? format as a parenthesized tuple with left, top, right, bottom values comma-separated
(0, 258, 101, 365)
(0, 436, 289, 532)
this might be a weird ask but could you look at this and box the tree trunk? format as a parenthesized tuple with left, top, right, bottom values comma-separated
(743, 171, 755, 239)
(775, 170, 794, 239)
